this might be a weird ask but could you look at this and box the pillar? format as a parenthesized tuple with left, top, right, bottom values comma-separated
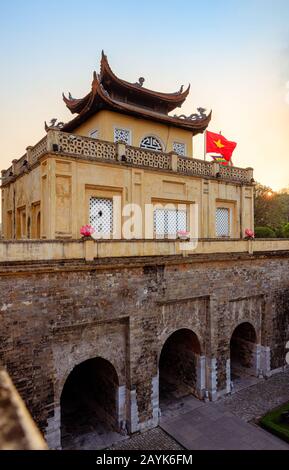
(117, 385, 127, 432)
(206, 357, 217, 401)
(196, 355, 206, 398)
(260, 345, 271, 377)
(45, 405, 61, 450)
(252, 343, 262, 377)
(225, 358, 231, 394)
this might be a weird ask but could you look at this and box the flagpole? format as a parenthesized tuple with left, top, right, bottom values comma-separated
(204, 130, 207, 161)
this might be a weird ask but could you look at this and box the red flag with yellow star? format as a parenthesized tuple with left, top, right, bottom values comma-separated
(206, 131, 237, 164)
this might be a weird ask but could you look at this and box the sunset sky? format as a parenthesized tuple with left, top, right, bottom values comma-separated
(0, 0, 289, 190)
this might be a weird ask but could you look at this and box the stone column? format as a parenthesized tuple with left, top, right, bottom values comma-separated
(46, 129, 60, 153)
(212, 161, 220, 177)
(127, 389, 139, 434)
(116, 142, 126, 162)
(252, 343, 262, 377)
(170, 152, 178, 172)
(26, 146, 33, 166)
(45, 405, 61, 450)
(117, 385, 127, 431)
(196, 355, 206, 398)
(206, 357, 217, 401)
(151, 374, 159, 427)
(225, 358, 231, 394)
(260, 345, 271, 377)
(12, 159, 18, 175)
(246, 167, 254, 181)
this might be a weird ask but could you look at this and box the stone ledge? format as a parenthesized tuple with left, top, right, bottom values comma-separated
(0, 369, 47, 450)
(0, 250, 288, 276)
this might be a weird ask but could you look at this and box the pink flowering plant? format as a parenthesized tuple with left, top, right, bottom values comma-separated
(244, 228, 255, 240)
(80, 224, 95, 238)
(177, 230, 190, 240)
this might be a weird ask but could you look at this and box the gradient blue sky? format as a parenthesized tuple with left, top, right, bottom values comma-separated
(1, 0, 289, 189)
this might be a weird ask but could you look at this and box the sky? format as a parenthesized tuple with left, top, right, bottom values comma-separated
(0, 0, 289, 190)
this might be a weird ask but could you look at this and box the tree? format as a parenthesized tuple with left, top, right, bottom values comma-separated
(254, 183, 289, 232)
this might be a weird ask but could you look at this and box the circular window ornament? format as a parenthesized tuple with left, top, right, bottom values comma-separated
(140, 136, 163, 152)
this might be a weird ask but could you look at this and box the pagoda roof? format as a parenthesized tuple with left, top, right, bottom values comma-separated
(99, 51, 190, 113)
(61, 52, 211, 134)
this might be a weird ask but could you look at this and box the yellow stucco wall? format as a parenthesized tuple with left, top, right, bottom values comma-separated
(1, 112, 254, 242)
(17, 155, 252, 241)
(1, 166, 41, 239)
(2, 152, 254, 241)
(74, 110, 193, 156)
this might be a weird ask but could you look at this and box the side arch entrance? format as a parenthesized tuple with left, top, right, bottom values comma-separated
(60, 357, 126, 449)
(159, 328, 205, 410)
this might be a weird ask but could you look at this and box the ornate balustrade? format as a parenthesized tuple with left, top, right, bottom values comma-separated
(177, 155, 215, 177)
(125, 145, 171, 170)
(1, 130, 254, 185)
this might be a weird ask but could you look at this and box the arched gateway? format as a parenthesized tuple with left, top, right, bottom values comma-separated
(159, 328, 204, 410)
(230, 322, 259, 389)
(60, 357, 123, 449)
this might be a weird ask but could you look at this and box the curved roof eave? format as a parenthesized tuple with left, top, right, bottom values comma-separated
(99, 50, 190, 104)
(62, 75, 211, 134)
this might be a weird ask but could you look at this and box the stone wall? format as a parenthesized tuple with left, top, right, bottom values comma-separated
(0, 251, 288, 448)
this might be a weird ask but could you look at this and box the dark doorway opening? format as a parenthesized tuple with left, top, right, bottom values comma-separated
(60, 357, 124, 450)
(159, 329, 202, 413)
(230, 322, 258, 391)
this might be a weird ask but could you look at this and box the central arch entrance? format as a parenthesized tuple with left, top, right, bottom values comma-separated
(60, 357, 124, 450)
(159, 329, 203, 411)
(230, 322, 259, 390)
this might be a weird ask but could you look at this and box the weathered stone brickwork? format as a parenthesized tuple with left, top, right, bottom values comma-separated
(0, 251, 288, 448)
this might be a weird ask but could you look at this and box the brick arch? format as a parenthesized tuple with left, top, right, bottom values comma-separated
(229, 320, 259, 345)
(158, 327, 203, 362)
(60, 356, 121, 449)
(56, 351, 123, 403)
(158, 328, 204, 403)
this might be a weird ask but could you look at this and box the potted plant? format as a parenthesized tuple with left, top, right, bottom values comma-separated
(177, 230, 190, 240)
(244, 228, 255, 240)
(80, 224, 95, 240)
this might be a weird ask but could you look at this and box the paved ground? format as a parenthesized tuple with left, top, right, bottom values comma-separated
(160, 398, 289, 450)
(108, 428, 184, 451)
(220, 369, 289, 422)
(109, 370, 289, 450)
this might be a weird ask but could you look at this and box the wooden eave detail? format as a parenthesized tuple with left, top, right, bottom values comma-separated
(62, 73, 211, 135)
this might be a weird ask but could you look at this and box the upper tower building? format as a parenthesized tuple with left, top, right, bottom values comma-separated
(1, 52, 253, 242)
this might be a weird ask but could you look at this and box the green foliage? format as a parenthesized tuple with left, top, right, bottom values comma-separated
(282, 223, 289, 238)
(260, 402, 289, 444)
(254, 226, 276, 238)
(254, 183, 289, 234)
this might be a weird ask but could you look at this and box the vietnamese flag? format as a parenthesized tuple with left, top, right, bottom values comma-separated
(206, 131, 237, 163)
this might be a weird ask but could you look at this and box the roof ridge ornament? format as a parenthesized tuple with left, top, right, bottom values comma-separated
(174, 107, 208, 121)
(44, 118, 65, 132)
(134, 77, 145, 87)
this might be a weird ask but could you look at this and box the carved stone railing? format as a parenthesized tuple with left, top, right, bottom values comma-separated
(57, 132, 116, 161)
(29, 136, 48, 165)
(1, 130, 254, 185)
(126, 145, 171, 170)
(219, 165, 253, 183)
(177, 155, 215, 177)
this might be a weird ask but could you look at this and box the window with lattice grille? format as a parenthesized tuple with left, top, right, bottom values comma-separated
(114, 128, 131, 144)
(173, 142, 186, 156)
(216, 208, 230, 237)
(140, 136, 162, 151)
(154, 208, 187, 237)
(89, 198, 113, 236)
